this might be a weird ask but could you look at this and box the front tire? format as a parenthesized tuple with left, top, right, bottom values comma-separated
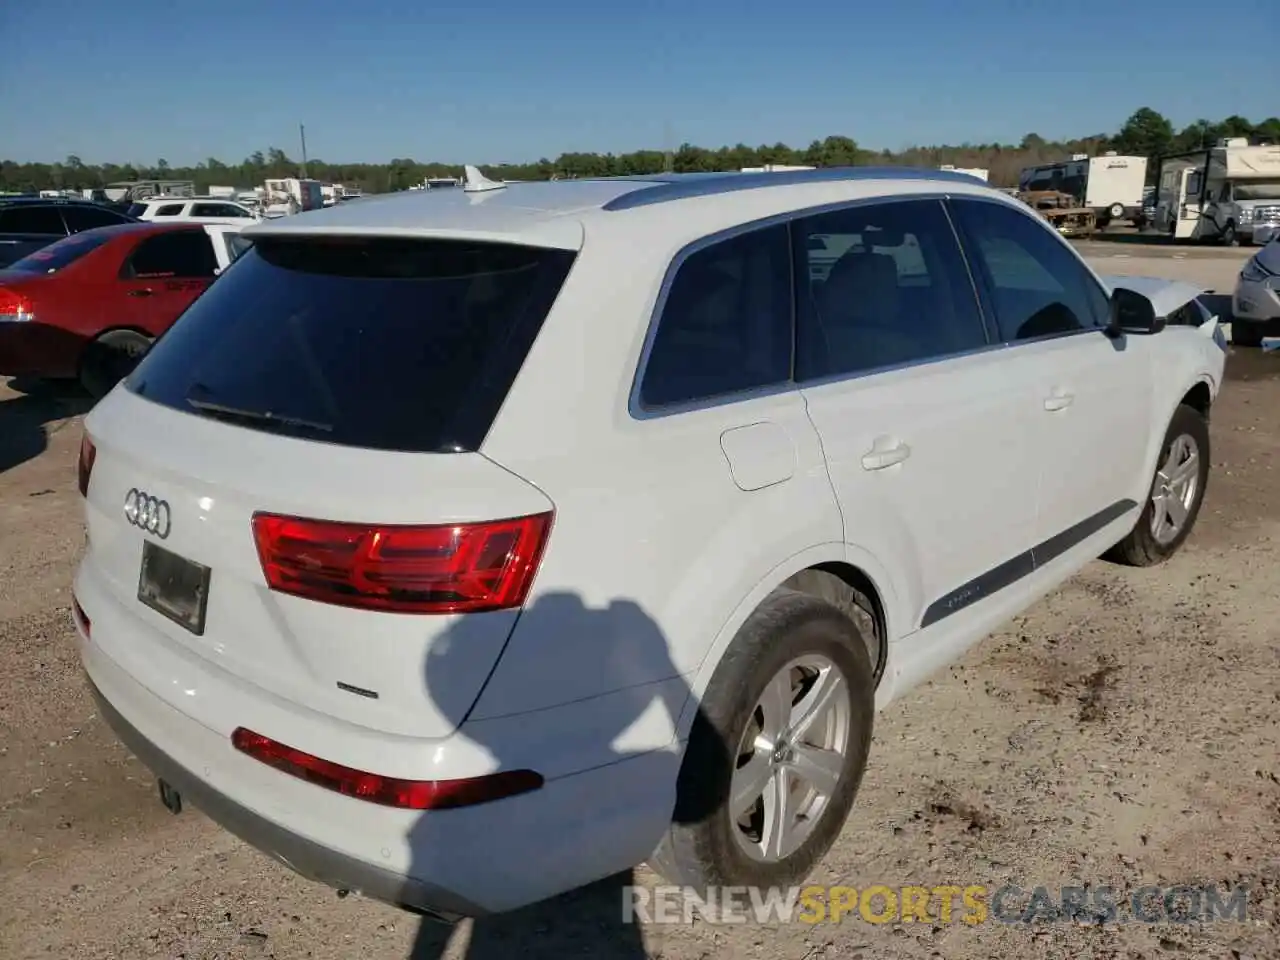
(650, 589, 873, 893)
(1105, 403, 1210, 567)
(79, 329, 153, 399)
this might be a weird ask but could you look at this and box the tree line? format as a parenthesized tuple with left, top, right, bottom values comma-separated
(2, 108, 1276, 196)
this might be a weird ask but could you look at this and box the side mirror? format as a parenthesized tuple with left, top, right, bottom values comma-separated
(1106, 287, 1165, 337)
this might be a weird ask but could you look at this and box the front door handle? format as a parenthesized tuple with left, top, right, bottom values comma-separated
(861, 439, 911, 471)
(1044, 389, 1074, 411)
(129, 288, 154, 298)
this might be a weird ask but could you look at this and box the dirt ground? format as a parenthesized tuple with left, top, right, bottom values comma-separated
(2, 245, 1277, 960)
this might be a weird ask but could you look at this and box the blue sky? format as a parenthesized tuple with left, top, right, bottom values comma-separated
(2, 0, 1274, 167)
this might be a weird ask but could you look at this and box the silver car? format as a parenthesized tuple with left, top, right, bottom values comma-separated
(1232, 238, 1280, 347)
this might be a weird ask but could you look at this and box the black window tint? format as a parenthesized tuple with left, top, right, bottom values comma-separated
(191, 203, 247, 218)
(126, 204, 149, 218)
(0, 206, 67, 235)
(125, 231, 219, 278)
(154, 204, 184, 217)
(61, 204, 131, 232)
(795, 199, 988, 380)
(640, 223, 791, 408)
(951, 198, 1108, 342)
(125, 237, 576, 453)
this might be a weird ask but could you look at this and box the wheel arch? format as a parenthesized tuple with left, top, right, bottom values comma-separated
(674, 545, 897, 741)
(76, 325, 154, 372)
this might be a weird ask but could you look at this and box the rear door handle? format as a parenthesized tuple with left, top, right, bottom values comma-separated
(1044, 389, 1074, 411)
(128, 289, 154, 297)
(861, 439, 911, 471)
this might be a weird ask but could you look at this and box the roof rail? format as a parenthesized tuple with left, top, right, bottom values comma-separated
(601, 165, 989, 211)
(463, 165, 506, 193)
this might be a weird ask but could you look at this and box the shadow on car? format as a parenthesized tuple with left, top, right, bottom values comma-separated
(407, 591, 731, 960)
(0, 377, 93, 474)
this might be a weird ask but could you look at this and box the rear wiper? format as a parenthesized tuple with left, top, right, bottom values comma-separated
(186, 397, 333, 433)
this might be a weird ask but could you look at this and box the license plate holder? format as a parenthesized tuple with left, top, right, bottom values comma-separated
(137, 541, 211, 636)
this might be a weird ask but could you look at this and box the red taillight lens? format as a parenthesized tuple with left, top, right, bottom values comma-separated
(0, 287, 36, 322)
(77, 434, 96, 497)
(251, 511, 552, 614)
(231, 727, 542, 809)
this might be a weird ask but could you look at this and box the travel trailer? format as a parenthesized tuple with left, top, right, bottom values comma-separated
(1152, 138, 1280, 245)
(1018, 152, 1147, 224)
(939, 165, 989, 182)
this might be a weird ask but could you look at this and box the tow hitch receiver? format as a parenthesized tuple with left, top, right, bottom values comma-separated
(158, 778, 183, 815)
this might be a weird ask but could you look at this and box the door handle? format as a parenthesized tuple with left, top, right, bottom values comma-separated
(1043, 390, 1074, 411)
(128, 288, 154, 297)
(861, 440, 910, 471)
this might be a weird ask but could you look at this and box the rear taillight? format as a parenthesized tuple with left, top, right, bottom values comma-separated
(251, 511, 553, 614)
(77, 434, 96, 497)
(0, 287, 36, 323)
(231, 727, 543, 809)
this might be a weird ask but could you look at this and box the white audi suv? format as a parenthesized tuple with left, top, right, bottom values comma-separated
(74, 166, 1226, 920)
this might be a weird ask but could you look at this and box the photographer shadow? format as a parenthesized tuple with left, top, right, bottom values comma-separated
(407, 591, 729, 959)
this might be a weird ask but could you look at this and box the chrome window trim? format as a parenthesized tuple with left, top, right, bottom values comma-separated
(628, 192, 1007, 421)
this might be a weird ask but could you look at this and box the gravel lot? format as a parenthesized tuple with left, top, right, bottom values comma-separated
(2, 245, 1277, 960)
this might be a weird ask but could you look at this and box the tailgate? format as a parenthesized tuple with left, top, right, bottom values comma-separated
(81, 387, 553, 739)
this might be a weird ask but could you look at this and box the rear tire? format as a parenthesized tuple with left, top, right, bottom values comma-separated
(1221, 222, 1239, 247)
(1233, 319, 1263, 348)
(650, 589, 874, 893)
(79, 329, 153, 399)
(1108, 202, 1125, 221)
(1105, 403, 1210, 567)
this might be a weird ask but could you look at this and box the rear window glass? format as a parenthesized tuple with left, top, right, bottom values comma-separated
(126, 204, 149, 218)
(7, 231, 112, 274)
(125, 236, 576, 452)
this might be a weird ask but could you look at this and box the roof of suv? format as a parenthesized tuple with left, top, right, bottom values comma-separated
(245, 166, 993, 250)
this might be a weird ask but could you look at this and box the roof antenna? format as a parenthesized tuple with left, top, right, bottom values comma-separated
(463, 164, 506, 193)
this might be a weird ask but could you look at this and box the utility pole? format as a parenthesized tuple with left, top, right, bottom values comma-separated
(299, 124, 309, 178)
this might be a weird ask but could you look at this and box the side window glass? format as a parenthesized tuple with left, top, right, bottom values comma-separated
(190, 204, 220, 217)
(125, 232, 219, 279)
(62, 205, 129, 232)
(951, 198, 1108, 342)
(155, 204, 184, 217)
(0, 206, 68, 235)
(639, 223, 791, 408)
(794, 198, 988, 380)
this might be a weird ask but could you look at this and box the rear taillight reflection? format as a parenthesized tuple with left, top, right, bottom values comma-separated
(77, 434, 96, 497)
(231, 727, 543, 809)
(250, 511, 553, 614)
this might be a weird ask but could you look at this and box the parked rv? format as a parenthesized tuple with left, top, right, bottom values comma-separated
(1152, 138, 1280, 246)
(1018, 152, 1148, 226)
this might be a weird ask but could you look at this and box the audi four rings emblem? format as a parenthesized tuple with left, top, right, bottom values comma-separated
(124, 489, 172, 539)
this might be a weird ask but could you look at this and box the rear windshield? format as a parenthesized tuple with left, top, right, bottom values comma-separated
(7, 231, 112, 274)
(126, 204, 149, 218)
(125, 236, 576, 452)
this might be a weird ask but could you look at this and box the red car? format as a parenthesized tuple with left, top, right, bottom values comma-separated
(0, 221, 234, 397)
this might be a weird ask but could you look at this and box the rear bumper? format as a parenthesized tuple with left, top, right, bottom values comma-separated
(75, 561, 682, 916)
(0, 321, 84, 378)
(87, 674, 483, 921)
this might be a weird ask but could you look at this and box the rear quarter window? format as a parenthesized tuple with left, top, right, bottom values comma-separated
(6, 231, 112, 274)
(125, 236, 576, 453)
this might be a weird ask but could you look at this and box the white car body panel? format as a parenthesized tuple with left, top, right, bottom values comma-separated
(135, 198, 260, 227)
(76, 169, 1226, 918)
